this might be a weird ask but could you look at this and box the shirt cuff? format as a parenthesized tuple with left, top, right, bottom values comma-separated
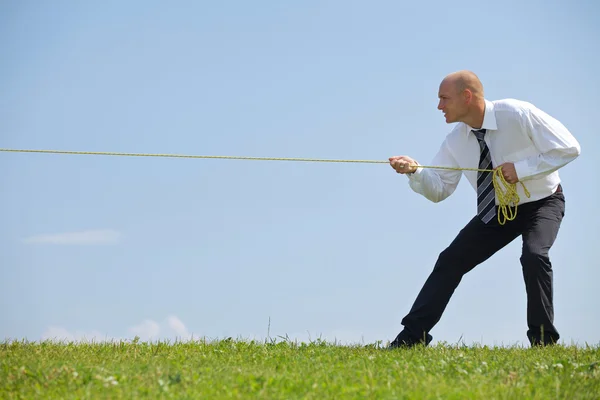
(406, 165, 423, 180)
(513, 159, 531, 181)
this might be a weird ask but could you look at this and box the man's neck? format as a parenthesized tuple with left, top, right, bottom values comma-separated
(463, 99, 486, 129)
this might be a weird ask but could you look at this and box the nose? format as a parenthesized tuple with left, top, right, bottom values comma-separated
(437, 100, 443, 110)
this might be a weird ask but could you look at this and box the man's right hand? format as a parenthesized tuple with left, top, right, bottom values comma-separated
(389, 155, 418, 174)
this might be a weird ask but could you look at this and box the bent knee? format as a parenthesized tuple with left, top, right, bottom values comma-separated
(520, 247, 551, 270)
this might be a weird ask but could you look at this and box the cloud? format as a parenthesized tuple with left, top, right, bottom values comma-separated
(41, 315, 193, 343)
(166, 315, 192, 340)
(24, 229, 122, 245)
(42, 326, 109, 342)
(128, 319, 161, 341)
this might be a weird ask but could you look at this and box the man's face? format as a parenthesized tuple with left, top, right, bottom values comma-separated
(437, 80, 468, 124)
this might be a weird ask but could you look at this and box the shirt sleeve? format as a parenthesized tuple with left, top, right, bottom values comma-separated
(513, 106, 581, 181)
(405, 139, 462, 203)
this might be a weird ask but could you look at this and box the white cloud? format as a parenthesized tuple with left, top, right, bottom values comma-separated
(166, 315, 192, 340)
(41, 315, 194, 343)
(128, 319, 161, 341)
(42, 326, 76, 341)
(42, 326, 109, 342)
(24, 229, 122, 245)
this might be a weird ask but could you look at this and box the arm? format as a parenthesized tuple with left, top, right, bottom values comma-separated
(513, 106, 581, 181)
(391, 139, 462, 203)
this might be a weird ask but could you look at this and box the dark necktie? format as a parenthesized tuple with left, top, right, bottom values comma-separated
(473, 129, 496, 224)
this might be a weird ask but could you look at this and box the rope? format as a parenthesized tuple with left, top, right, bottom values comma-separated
(490, 168, 530, 225)
(0, 147, 529, 225)
(0, 148, 388, 164)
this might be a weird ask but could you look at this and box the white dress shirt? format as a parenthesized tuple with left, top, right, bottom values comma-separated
(406, 99, 581, 205)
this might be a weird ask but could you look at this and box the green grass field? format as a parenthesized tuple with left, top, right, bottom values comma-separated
(2, 338, 599, 399)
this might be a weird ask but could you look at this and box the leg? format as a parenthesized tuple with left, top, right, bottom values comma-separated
(391, 215, 523, 347)
(520, 191, 565, 346)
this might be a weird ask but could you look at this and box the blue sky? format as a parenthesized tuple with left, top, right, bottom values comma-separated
(1, 0, 598, 347)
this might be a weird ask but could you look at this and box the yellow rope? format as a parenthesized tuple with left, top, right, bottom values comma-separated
(491, 167, 530, 225)
(0, 147, 529, 225)
(0, 148, 388, 163)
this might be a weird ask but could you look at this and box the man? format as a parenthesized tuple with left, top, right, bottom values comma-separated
(388, 70, 580, 347)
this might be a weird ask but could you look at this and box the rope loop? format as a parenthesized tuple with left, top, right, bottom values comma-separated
(492, 166, 530, 225)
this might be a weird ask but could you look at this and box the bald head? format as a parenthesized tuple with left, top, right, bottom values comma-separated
(437, 70, 486, 126)
(442, 70, 484, 99)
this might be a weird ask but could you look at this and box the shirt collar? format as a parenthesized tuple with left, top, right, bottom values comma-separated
(464, 99, 497, 136)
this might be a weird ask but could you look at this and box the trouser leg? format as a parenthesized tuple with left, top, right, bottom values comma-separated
(520, 191, 565, 346)
(391, 214, 522, 346)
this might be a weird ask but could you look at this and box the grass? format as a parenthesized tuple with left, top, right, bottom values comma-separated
(1, 338, 599, 399)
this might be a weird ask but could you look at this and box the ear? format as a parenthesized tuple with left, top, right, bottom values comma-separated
(463, 89, 473, 104)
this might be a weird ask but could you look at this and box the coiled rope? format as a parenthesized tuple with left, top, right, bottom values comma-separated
(0, 148, 529, 225)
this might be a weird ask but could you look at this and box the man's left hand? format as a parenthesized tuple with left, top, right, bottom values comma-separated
(497, 162, 519, 184)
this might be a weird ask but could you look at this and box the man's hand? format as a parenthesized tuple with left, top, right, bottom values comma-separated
(389, 155, 418, 174)
(496, 162, 519, 184)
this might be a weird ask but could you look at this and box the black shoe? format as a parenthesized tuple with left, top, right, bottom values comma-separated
(529, 336, 559, 347)
(388, 329, 432, 349)
(528, 328, 559, 347)
(387, 339, 418, 349)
